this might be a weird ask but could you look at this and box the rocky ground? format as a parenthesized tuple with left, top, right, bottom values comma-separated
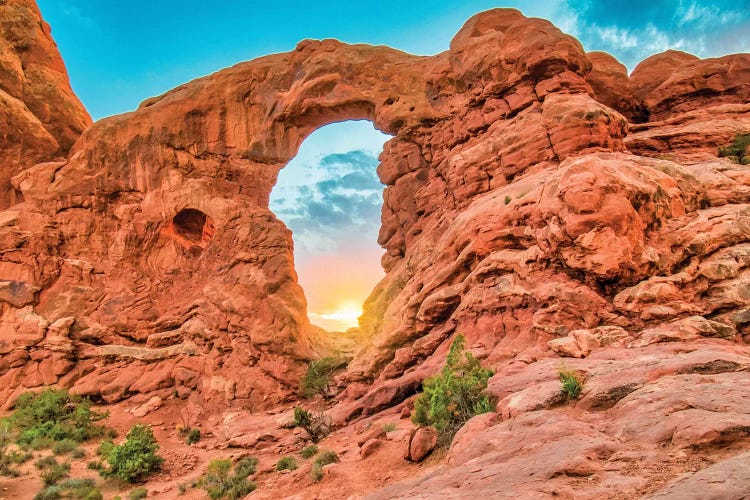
(1, 1, 749, 498)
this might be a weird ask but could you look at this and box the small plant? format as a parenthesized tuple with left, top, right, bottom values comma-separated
(9, 390, 108, 450)
(128, 487, 148, 499)
(98, 425, 163, 483)
(292, 407, 331, 443)
(87, 459, 103, 470)
(310, 450, 338, 483)
(52, 438, 78, 455)
(559, 365, 582, 400)
(178, 482, 188, 495)
(71, 448, 86, 459)
(718, 132, 750, 164)
(300, 356, 348, 398)
(186, 428, 201, 445)
(313, 450, 338, 468)
(35, 456, 70, 485)
(234, 456, 258, 477)
(504, 195, 512, 205)
(381, 422, 397, 433)
(412, 334, 494, 445)
(35, 479, 103, 500)
(275, 456, 298, 471)
(197, 458, 257, 500)
(300, 444, 318, 459)
(0, 421, 20, 477)
(311, 463, 324, 483)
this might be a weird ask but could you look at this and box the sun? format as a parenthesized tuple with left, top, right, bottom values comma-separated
(309, 302, 362, 331)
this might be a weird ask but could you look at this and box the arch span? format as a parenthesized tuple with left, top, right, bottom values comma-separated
(2, 9, 633, 410)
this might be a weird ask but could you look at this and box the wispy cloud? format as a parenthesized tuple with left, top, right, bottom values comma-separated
(271, 149, 384, 254)
(561, 0, 750, 70)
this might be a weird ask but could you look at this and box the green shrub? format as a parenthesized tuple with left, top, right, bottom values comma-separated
(71, 448, 86, 459)
(35, 456, 70, 485)
(310, 463, 324, 483)
(292, 407, 331, 443)
(128, 487, 148, 500)
(719, 133, 750, 164)
(234, 456, 258, 478)
(186, 428, 201, 445)
(99, 425, 163, 483)
(197, 458, 257, 500)
(504, 195, 512, 205)
(0, 421, 20, 477)
(300, 356, 348, 398)
(275, 456, 297, 471)
(313, 450, 338, 468)
(300, 444, 318, 459)
(382, 422, 397, 432)
(87, 460, 103, 471)
(9, 390, 108, 450)
(309, 449, 337, 482)
(559, 366, 582, 400)
(35, 478, 103, 500)
(52, 439, 78, 455)
(7, 449, 33, 465)
(412, 334, 494, 444)
(36, 455, 59, 469)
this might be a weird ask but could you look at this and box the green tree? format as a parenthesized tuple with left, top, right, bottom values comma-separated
(412, 334, 494, 444)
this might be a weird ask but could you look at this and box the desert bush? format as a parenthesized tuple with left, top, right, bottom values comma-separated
(412, 334, 493, 444)
(187, 428, 201, 445)
(35, 456, 70, 485)
(310, 463, 324, 482)
(559, 366, 582, 399)
(128, 487, 148, 500)
(9, 390, 107, 450)
(300, 356, 348, 398)
(313, 450, 338, 467)
(382, 422, 397, 432)
(71, 448, 86, 459)
(310, 450, 338, 483)
(234, 456, 258, 477)
(719, 133, 750, 164)
(179, 427, 201, 445)
(0, 420, 20, 477)
(52, 439, 78, 455)
(35, 478, 102, 500)
(98, 425, 163, 483)
(292, 407, 331, 443)
(197, 458, 257, 500)
(275, 456, 298, 471)
(300, 444, 318, 459)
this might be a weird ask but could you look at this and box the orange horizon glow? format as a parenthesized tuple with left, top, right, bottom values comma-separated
(297, 249, 384, 332)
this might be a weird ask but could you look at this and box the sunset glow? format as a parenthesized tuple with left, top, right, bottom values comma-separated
(309, 302, 363, 332)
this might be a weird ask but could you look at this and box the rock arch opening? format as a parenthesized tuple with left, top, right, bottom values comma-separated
(172, 208, 214, 247)
(270, 120, 390, 332)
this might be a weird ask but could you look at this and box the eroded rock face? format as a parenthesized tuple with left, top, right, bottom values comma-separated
(0, 0, 91, 208)
(0, 9, 749, 496)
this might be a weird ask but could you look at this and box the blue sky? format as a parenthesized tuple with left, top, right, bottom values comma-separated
(38, 0, 749, 120)
(36, 1, 749, 330)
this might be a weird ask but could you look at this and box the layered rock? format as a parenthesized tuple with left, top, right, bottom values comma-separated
(0, 4, 749, 495)
(0, 0, 91, 208)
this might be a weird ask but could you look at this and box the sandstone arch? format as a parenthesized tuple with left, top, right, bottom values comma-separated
(1, 7, 749, 418)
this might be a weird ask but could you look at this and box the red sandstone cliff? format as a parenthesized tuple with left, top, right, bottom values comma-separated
(0, 0, 91, 208)
(0, 3, 749, 498)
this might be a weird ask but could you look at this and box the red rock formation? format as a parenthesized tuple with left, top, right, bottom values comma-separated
(0, 0, 91, 208)
(1, 4, 750, 496)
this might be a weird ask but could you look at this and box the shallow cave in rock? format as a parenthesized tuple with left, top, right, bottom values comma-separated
(172, 208, 211, 242)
